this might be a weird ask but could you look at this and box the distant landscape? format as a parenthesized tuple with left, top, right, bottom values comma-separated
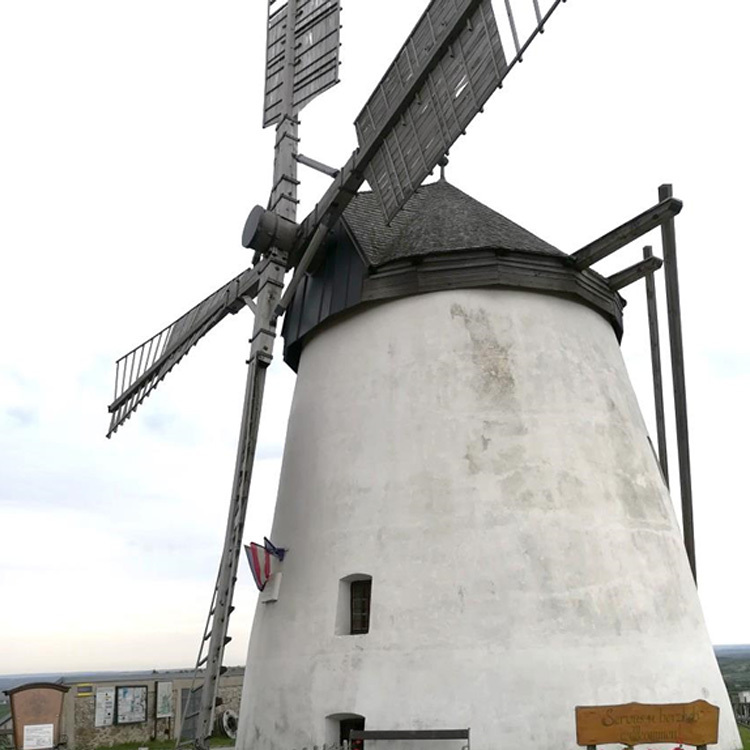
(715, 645, 750, 697)
(0, 667, 199, 700)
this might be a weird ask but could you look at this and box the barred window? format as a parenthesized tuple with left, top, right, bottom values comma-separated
(336, 574, 373, 635)
(350, 579, 372, 635)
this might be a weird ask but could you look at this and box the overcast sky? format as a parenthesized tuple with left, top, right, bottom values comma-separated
(1, 0, 748, 675)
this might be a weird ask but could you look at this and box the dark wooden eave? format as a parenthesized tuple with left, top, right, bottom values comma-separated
(362, 248, 624, 337)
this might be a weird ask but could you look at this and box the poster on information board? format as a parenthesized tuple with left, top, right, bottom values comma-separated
(156, 682, 173, 718)
(115, 686, 147, 724)
(95, 687, 115, 727)
(23, 724, 54, 750)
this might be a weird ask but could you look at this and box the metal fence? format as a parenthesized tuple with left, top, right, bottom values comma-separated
(734, 702, 750, 727)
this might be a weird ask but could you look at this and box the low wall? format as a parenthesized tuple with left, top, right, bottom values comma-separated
(62, 671, 244, 750)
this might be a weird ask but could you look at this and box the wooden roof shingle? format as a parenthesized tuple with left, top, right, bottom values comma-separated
(341, 179, 563, 267)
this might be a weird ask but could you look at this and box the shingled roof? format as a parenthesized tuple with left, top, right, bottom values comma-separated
(341, 179, 563, 267)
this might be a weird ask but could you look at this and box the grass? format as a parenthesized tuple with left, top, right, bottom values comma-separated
(740, 724, 750, 750)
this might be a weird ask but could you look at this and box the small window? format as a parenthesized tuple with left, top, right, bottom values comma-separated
(350, 580, 371, 635)
(340, 716, 365, 750)
(335, 574, 373, 635)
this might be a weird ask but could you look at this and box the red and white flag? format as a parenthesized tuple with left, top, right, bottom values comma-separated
(244, 537, 286, 591)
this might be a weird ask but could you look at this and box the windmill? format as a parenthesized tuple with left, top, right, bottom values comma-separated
(106, 1, 741, 749)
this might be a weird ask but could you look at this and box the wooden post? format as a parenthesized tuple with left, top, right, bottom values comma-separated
(189, 3, 301, 746)
(271, 0, 300, 222)
(643, 245, 669, 486)
(659, 183, 696, 583)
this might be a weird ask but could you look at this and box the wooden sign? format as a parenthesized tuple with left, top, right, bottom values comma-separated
(575, 700, 719, 747)
(7, 683, 69, 750)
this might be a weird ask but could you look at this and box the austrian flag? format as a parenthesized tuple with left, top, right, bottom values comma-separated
(244, 537, 286, 591)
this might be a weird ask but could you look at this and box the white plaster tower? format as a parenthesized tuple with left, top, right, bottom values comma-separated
(105, 2, 741, 748)
(236, 182, 741, 750)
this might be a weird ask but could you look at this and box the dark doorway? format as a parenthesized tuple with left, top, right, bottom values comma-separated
(339, 716, 365, 750)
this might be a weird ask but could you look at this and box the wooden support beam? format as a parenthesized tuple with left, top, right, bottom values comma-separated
(570, 196, 683, 270)
(643, 245, 670, 486)
(659, 183, 696, 583)
(350, 730, 470, 741)
(606, 255, 662, 291)
(295, 152, 339, 178)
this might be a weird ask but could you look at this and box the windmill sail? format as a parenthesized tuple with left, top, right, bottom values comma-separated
(356, 0, 565, 223)
(355, 0, 506, 223)
(263, 0, 342, 127)
(107, 259, 269, 437)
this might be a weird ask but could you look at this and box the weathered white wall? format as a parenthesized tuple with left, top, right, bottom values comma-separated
(238, 288, 740, 750)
